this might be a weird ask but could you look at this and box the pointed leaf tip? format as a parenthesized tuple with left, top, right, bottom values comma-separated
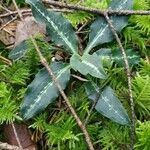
(21, 62, 71, 120)
(85, 83, 130, 125)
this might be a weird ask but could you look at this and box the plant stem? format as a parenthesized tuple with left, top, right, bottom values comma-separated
(104, 13, 135, 150)
(1, 0, 150, 18)
(12, 0, 94, 149)
(0, 9, 31, 18)
(31, 39, 94, 150)
(0, 9, 72, 18)
(42, 0, 150, 16)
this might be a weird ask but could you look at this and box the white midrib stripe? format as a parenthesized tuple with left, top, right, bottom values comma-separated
(113, 55, 139, 60)
(85, 25, 109, 53)
(24, 65, 70, 118)
(101, 95, 126, 122)
(82, 60, 100, 75)
(85, 0, 129, 53)
(30, 1, 76, 54)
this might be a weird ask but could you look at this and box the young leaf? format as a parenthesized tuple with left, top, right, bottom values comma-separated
(26, 0, 78, 54)
(21, 62, 71, 120)
(70, 53, 106, 79)
(9, 40, 28, 60)
(85, 83, 130, 125)
(84, 0, 133, 53)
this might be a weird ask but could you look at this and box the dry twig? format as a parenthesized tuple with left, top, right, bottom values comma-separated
(0, 15, 18, 31)
(12, 0, 94, 150)
(0, 8, 72, 18)
(1, 0, 150, 19)
(42, 0, 150, 16)
(0, 9, 31, 18)
(71, 74, 88, 82)
(104, 13, 135, 150)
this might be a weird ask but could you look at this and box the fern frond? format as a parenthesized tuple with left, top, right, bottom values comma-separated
(82, 0, 108, 9)
(130, 0, 150, 36)
(101, 67, 127, 91)
(132, 75, 150, 116)
(98, 122, 130, 150)
(138, 60, 150, 77)
(65, 0, 108, 27)
(3, 61, 30, 85)
(123, 27, 146, 50)
(135, 121, 150, 150)
(29, 113, 48, 131)
(0, 82, 18, 124)
(64, 11, 93, 28)
(45, 120, 81, 150)
(29, 110, 80, 149)
(132, 16, 150, 35)
(42, 112, 81, 149)
(133, 0, 149, 10)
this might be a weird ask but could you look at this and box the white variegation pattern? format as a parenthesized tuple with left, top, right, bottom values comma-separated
(85, 84, 130, 125)
(27, 0, 78, 54)
(21, 62, 71, 120)
(85, 0, 132, 54)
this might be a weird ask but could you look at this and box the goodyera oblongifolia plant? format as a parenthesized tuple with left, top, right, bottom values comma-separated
(9, 0, 138, 126)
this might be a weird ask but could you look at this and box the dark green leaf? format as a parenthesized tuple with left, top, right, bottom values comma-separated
(85, 0, 133, 53)
(21, 62, 71, 120)
(9, 40, 28, 60)
(96, 48, 140, 67)
(26, 0, 78, 54)
(70, 53, 106, 79)
(112, 49, 140, 67)
(85, 83, 130, 125)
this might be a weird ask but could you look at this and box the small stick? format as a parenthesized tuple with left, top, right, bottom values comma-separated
(71, 74, 88, 82)
(12, 0, 94, 149)
(0, 15, 18, 31)
(0, 9, 31, 18)
(3, 28, 15, 36)
(1, 1, 150, 19)
(77, 22, 88, 32)
(104, 13, 135, 150)
(42, 0, 150, 16)
(0, 8, 72, 18)
(30, 34, 95, 150)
